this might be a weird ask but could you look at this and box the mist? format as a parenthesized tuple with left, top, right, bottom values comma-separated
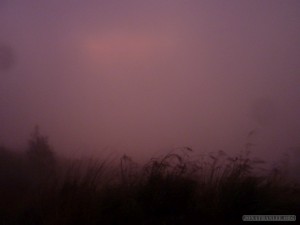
(0, 0, 300, 163)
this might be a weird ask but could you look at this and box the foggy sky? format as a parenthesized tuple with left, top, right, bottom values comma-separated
(0, 0, 300, 161)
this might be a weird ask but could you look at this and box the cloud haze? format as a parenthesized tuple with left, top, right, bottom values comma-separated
(0, 0, 299, 161)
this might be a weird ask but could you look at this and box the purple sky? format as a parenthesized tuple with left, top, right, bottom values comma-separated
(0, 0, 300, 161)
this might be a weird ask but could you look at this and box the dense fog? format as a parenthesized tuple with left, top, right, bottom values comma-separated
(0, 0, 299, 163)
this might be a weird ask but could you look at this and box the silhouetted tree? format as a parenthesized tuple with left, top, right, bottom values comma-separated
(26, 126, 56, 183)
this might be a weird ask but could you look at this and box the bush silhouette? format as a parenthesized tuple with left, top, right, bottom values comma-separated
(0, 133, 299, 225)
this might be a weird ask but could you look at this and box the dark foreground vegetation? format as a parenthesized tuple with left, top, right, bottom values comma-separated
(0, 130, 299, 225)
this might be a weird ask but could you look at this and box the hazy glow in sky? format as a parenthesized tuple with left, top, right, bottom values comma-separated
(84, 30, 178, 65)
(0, 0, 299, 161)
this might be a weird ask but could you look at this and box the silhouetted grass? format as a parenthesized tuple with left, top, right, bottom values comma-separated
(0, 133, 299, 225)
